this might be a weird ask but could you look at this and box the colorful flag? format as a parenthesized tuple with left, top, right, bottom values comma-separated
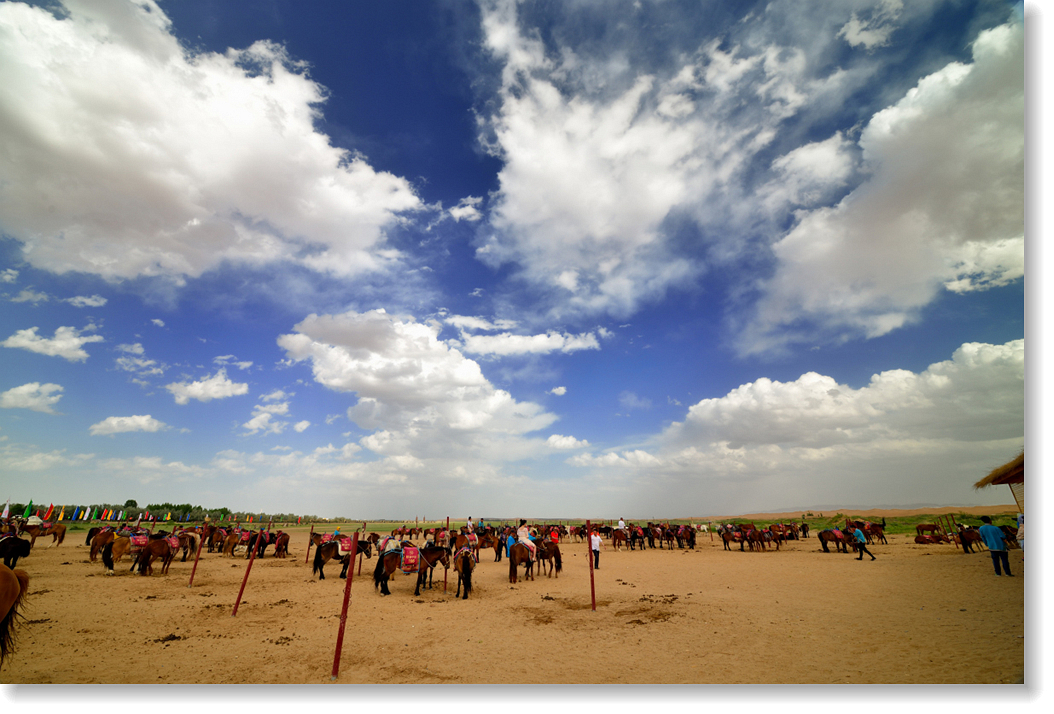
(166, 512, 171, 521)
(1, 501, 9, 520)
(58, 506, 65, 521)
(71, 506, 80, 521)
(23, 501, 32, 518)
(43, 503, 54, 520)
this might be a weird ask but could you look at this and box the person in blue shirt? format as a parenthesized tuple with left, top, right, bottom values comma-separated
(978, 516, 1013, 576)
(852, 526, 875, 561)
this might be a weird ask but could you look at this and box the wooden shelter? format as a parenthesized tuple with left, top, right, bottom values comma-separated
(974, 451, 1024, 513)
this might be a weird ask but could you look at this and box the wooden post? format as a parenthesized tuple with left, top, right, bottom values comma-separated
(444, 516, 450, 593)
(305, 524, 315, 564)
(586, 519, 596, 612)
(187, 525, 206, 588)
(330, 533, 359, 680)
(232, 519, 271, 617)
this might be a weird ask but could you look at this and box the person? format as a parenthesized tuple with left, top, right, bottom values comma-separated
(852, 527, 875, 561)
(618, 517, 626, 531)
(590, 529, 602, 569)
(466, 516, 474, 534)
(550, 526, 560, 543)
(517, 519, 536, 559)
(978, 516, 1013, 576)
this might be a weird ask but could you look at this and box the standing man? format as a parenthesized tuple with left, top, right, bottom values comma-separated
(590, 528, 602, 570)
(852, 527, 876, 561)
(978, 516, 1013, 576)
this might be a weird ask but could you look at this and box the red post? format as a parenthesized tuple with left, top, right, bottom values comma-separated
(330, 532, 359, 680)
(586, 519, 597, 611)
(443, 516, 450, 592)
(187, 525, 206, 588)
(232, 519, 271, 617)
(305, 524, 315, 564)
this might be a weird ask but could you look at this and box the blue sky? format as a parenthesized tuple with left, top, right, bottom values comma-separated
(0, 0, 1026, 519)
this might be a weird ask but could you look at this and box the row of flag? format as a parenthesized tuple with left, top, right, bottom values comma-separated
(1, 500, 300, 524)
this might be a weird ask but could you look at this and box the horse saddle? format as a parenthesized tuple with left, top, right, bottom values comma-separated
(166, 536, 180, 550)
(400, 547, 420, 573)
(130, 535, 149, 548)
(240, 531, 252, 543)
(337, 537, 357, 556)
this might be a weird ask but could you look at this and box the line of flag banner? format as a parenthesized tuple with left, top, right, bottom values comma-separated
(1, 500, 303, 525)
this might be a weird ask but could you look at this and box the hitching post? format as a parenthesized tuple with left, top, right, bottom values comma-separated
(586, 519, 596, 612)
(330, 532, 359, 680)
(232, 519, 271, 617)
(444, 516, 450, 592)
(305, 524, 315, 564)
(187, 524, 206, 588)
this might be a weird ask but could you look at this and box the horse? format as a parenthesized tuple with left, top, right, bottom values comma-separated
(914, 534, 951, 545)
(176, 530, 199, 562)
(0, 536, 31, 570)
(222, 530, 244, 557)
(453, 548, 475, 599)
(88, 528, 116, 562)
(611, 529, 628, 551)
(273, 531, 290, 558)
(133, 538, 176, 576)
(956, 526, 983, 553)
(372, 543, 450, 596)
(678, 526, 696, 550)
(18, 522, 66, 548)
(818, 529, 849, 553)
(243, 530, 276, 559)
(718, 526, 745, 552)
(313, 539, 373, 580)
(630, 526, 648, 551)
(535, 540, 563, 578)
(508, 542, 535, 584)
(916, 523, 940, 536)
(0, 565, 30, 670)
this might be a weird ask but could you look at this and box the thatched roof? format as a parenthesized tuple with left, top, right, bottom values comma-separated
(974, 451, 1024, 489)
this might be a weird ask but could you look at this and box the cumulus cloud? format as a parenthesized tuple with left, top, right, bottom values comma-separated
(151, 319, 165, 327)
(0, 0, 421, 284)
(10, 288, 48, 304)
(278, 308, 557, 464)
(739, 21, 1023, 354)
(215, 355, 254, 371)
(546, 434, 589, 449)
(0, 382, 64, 413)
(89, 414, 168, 436)
(115, 342, 165, 377)
(166, 369, 249, 405)
(0, 269, 17, 283)
(294, 420, 310, 433)
(455, 330, 600, 356)
(2, 325, 104, 361)
(549, 386, 567, 396)
(448, 196, 483, 222)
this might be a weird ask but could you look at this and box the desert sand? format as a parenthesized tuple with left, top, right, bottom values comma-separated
(1, 506, 1024, 685)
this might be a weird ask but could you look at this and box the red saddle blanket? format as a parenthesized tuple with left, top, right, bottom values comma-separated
(338, 537, 356, 555)
(166, 536, 180, 550)
(130, 535, 149, 548)
(401, 547, 420, 573)
(240, 531, 252, 543)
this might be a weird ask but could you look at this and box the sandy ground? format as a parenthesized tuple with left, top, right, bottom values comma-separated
(0, 507, 1024, 685)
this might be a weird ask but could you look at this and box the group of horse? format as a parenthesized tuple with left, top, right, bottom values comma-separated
(912, 522, 1020, 551)
(716, 522, 807, 552)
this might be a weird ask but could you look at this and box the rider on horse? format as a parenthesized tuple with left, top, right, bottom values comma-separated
(517, 519, 536, 559)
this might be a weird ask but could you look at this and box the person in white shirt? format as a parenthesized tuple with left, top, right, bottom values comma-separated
(590, 529, 602, 569)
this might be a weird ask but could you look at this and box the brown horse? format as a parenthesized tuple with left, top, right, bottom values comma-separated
(89, 529, 116, 562)
(373, 543, 450, 596)
(534, 540, 562, 578)
(0, 564, 30, 670)
(916, 523, 940, 536)
(101, 537, 136, 574)
(313, 539, 373, 580)
(453, 547, 475, 599)
(508, 542, 535, 583)
(818, 529, 849, 553)
(0, 536, 31, 569)
(134, 538, 175, 576)
(19, 522, 66, 548)
(611, 529, 628, 551)
(273, 531, 290, 558)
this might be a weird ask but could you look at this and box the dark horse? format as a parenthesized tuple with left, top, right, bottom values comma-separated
(535, 540, 563, 578)
(0, 564, 30, 671)
(818, 529, 849, 553)
(134, 538, 176, 576)
(313, 539, 373, 580)
(508, 542, 535, 583)
(0, 536, 31, 569)
(453, 548, 475, 599)
(373, 544, 450, 596)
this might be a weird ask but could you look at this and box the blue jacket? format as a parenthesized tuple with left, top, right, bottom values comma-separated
(978, 524, 1006, 551)
(853, 529, 866, 543)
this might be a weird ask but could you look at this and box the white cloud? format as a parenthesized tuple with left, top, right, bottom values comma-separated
(448, 196, 483, 222)
(739, 21, 1023, 354)
(619, 391, 652, 411)
(444, 314, 519, 332)
(2, 325, 104, 362)
(89, 414, 168, 436)
(0, 1, 421, 284)
(278, 308, 557, 464)
(115, 342, 164, 377)
(549, 386, 567, 396)
(215, 355, 254, 370)
(66, 295, 107, 308)
(166, 368, 249, 405)
(546, 434, 589, 449)
(839, 0, 903, 50)
(0, 382, 64, 413)
(151, 319, 165, 327)
(455, 330, 600, 356)
(294, 420, 310, 432)
(0, 269, 17, 283)
(10, 288, 48, 304)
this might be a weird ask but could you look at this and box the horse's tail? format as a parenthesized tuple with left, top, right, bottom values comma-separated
(459, 551, 473, 596)
(0, 568, 30, 667)
(554, 544, 562, 573)
(84, 529, 95, 546)
(312, 542, 324, 577)
(508, 548, 517, 581)
(372, 551, 385, 590)
(881, 517, 887, 528)
(102, 541, 115, 572)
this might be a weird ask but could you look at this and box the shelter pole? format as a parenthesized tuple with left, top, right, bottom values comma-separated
(232, 519, 271, 617)
(187, 524, 206, 588)
(330, 532, 359, 680)
(305, 525, 315, 564)
(586, 519, 596, 611)
(709, 521, 713, 542)
(444, 516, 450, 592)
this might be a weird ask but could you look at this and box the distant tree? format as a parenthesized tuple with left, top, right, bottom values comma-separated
(124, 499, 138, 508)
